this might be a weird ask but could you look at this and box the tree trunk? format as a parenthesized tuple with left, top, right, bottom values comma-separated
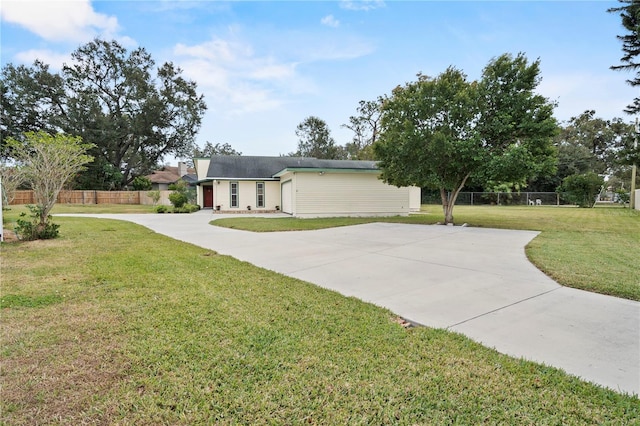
(440, 189, 454, 224)
(439, 174, 471, 225)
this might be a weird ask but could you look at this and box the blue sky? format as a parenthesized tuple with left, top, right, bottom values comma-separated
(1, 0, 634, 160)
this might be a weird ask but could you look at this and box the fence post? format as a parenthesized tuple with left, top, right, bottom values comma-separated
(471, 192, 474, 206)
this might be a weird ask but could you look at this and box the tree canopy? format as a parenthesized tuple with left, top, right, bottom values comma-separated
(194, 141, 242, 158)
(374, 53, 558, 224)
(342, 99, 382, 160)
(1, 39, 207, 190)
(294, 116, 346, 159)
(561, 172, 605, 208)
(609, 0, 640, 114)
(0, 60, 67, 153)
(554, 111, 635, 188)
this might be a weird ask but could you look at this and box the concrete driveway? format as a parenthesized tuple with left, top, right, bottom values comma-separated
(60, 211, 640, 395)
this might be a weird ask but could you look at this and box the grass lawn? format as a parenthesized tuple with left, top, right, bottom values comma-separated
(213, 205, 640, 301)
(1, 209, 639, 424)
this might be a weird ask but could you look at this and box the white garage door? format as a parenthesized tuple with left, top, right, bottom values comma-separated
(281, 180, 293, 214)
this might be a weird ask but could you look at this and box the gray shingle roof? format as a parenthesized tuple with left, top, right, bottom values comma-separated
(182, 173, 198, 184)
(146, 165, 196, 184)
(205, 156, 378, 179)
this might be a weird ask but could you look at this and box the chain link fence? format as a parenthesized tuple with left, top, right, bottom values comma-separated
(421, 191, 571, 206)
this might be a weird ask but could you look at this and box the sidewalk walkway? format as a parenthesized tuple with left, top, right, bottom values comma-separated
(59, 211, 640, 395)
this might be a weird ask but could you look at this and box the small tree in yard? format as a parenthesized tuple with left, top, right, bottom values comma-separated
(6, 131, 93, 239)
(147, 190, 161, 206)
(374, 53, 557, 224)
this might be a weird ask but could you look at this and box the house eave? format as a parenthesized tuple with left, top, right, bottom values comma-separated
(272, 168, 380, 178)
(204, 177, 280, 181)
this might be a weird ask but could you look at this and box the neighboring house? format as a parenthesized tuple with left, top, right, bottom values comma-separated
(194, 155, 421, 217)
(146, 162, 197, 190)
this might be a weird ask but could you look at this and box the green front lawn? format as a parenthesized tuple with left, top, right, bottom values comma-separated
(212, 205, 640, 301)
(1, 213, 638, 424)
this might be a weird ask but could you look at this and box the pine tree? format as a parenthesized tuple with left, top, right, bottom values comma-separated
(609, 0, 640, 114)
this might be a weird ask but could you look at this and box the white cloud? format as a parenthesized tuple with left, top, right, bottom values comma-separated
(340, 0, 385, 12)
(0, 0, 120, 42)
(14, 49, 71, 70)
(295, 35, 375, 62)
(171, 24, 376, 117)
(173, 37, 311, 115)
(321, 15, 340, 28)
(538, 72, 633, 122)
(151, 0, 229, 13)
(249, 63, 297, 81)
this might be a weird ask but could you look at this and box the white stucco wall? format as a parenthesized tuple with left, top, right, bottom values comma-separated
(207, 180, 280, 210)
(635, 189, 640, 211)
(265, 181, 280, 210)
(194, 158, 210, 181)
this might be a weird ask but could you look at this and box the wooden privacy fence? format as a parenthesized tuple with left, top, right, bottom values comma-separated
(11, 190, 173, 206)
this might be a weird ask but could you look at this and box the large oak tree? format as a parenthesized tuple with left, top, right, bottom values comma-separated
(374, 53, 558, 224)
(1, 39, 207, 189)
(0, 61, 67, 152)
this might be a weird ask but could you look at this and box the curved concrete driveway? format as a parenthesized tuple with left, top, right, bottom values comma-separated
(60, 211, 639, 395)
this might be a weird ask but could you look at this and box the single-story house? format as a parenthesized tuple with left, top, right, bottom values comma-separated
(194, 155, 421, 217)
(146, 162, 197, 190)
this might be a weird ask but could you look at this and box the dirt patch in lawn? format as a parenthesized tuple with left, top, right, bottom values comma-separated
(1, 302, 131, 425)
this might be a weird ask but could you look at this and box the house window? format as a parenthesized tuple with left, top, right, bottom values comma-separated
(230, 182, 239, 208)
(256, 182, 265, 208)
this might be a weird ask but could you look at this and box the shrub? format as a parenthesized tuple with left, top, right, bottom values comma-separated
(168, 179, 192, 208)
(169, 180, 196, 203)
(156, 205, 168, 213)
(616, 190, 630, 206)
(169, 192, 188, 208)
(173, 203, 200, 213)
(561, 173, 604, 208)
(132, 176, 152, 190)
(186, 187, 197, 204)
(14, 205, 60, 240)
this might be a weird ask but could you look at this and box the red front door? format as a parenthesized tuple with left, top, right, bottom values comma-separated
(203, 186, 213, 208)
